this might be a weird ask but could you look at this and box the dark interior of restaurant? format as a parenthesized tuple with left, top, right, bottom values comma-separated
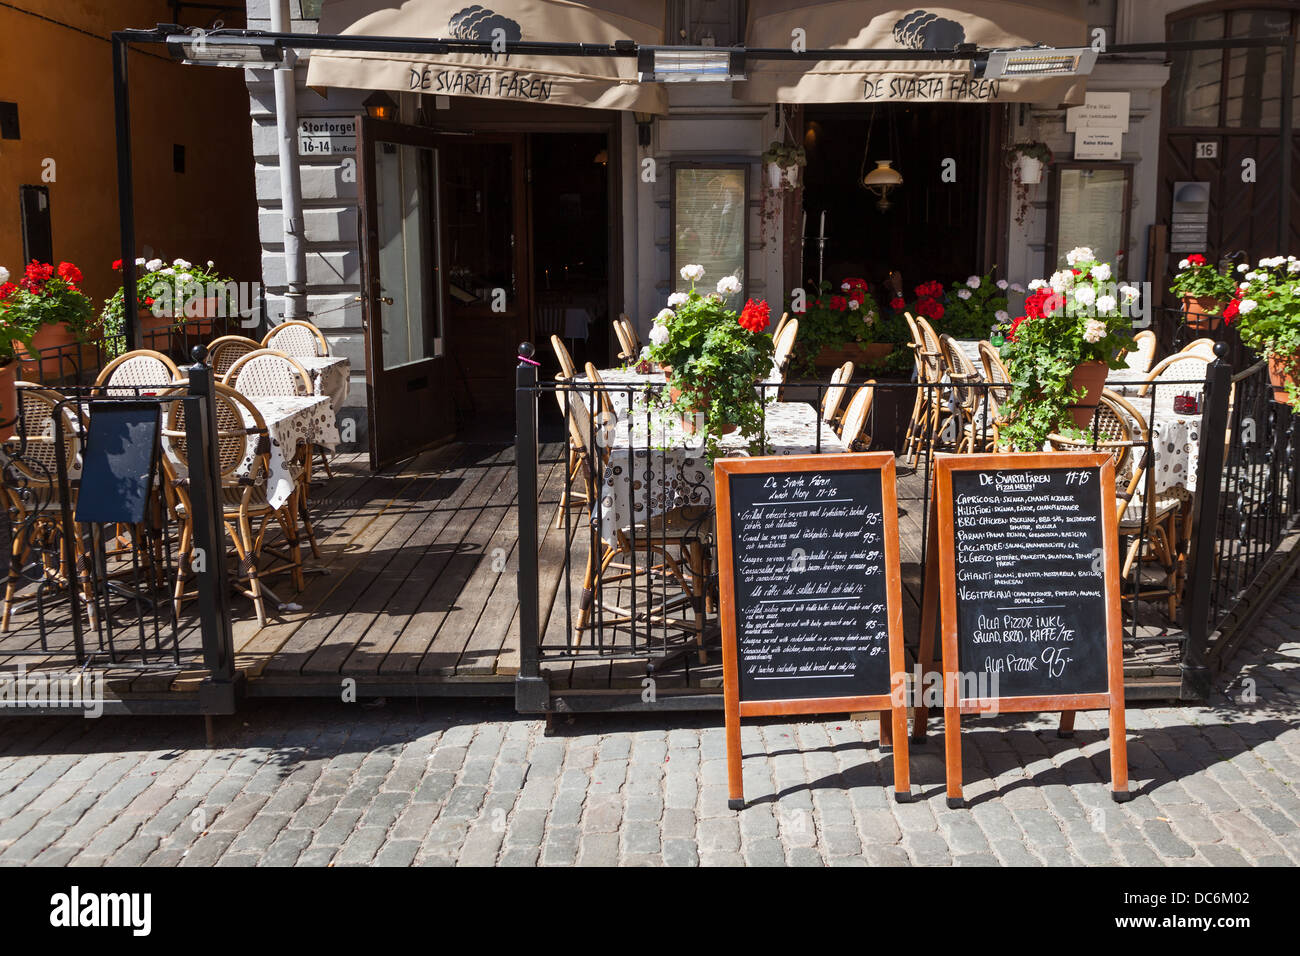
(801, 104, 989, 295)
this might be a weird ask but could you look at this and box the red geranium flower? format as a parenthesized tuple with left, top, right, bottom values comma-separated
(57, 261, 82, 286)
(1222, 298, 1239, 324)
(738, 298, 770, 333)
(144, 296, 155, 306)
(1187, 254, 1207, 267)
(829, 295, 848, 312)
(889, 296, 906, 311)
(112, 259, 123, 271)
(0, 282, 16, 300)
(20, 260, 54, 293)
(915, 297, 944, 320)
(914, 280, 944, 299)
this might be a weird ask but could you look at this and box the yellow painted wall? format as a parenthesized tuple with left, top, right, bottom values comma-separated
(0, 1, 259, 308)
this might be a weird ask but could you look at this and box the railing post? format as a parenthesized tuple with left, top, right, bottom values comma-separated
(514, 342, 548, 714)
(184, 347, 239, 714)
(1181, 342, 1232, 700)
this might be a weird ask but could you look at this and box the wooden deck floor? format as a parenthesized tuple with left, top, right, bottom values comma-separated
(0, 433, 1190, 713)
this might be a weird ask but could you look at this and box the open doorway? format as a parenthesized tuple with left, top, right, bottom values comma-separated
(801, 104, 994, 293)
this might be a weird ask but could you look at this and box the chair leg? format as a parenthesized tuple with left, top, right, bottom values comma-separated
(2, 516, 30, 632)
(172, 521, 192, 620)
(233, 513, 267, 627)
(297, 487, 320, 559)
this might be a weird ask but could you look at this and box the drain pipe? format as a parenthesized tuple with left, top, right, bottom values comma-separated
(271, 0, 308, 321)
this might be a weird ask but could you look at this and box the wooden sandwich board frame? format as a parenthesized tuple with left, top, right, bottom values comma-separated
(715, 452, 911, 808)
(913, 452, 1131, 807)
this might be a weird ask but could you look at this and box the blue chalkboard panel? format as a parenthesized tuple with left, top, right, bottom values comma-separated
(75, 402, 161, 526)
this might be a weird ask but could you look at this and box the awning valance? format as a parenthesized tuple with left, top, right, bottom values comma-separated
(739, 1, 1090, 106)
(306, 0, 668, 113)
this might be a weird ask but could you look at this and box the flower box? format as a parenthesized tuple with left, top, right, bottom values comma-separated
(1181, 294, 1224, 331)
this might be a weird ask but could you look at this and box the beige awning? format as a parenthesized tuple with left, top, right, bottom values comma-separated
(306, 0, 667, 113)
(739, 1, 1090, 106)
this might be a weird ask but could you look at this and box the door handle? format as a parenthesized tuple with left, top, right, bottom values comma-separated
(357, 293, 393, 305)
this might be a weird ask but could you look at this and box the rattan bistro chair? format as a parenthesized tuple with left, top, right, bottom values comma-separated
(613, 315, 642, 363)
(820, 360, 855, 426)
(159, 382, 307, 625)
(208, 336, 262, 377)
(1139, 352, 1212, 409)
(551, 334, 578, 380)
(94, 349, 181, 396)
(977, 340, 1012, 449)
(837, 380, 876, 451)
(556, 381, 708, 659)
(222, 349, 313, 397)
(1180, 337, 1217, 361)
(1119, 329, 1157, 374)
(263, 320, 329, 358)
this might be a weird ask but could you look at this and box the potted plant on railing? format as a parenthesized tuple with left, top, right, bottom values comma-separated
(996, 248, 1139, 451)
(759, 141, 806, 247)
(1169, 253, 1235, 331)
(1222, 255, 1300, 409)
(101, 257, 237, 355)
(0, 260, 98, 380)
(1007, 142, 1052, 227)
(648, 266, 775, 457)
(0, 266, 38, 422)
(789, 277, 883, 374)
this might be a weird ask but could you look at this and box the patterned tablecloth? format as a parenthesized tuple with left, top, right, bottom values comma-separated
(240, 395, 341, 509)
(595, 401, 847, 544)
(573, 368, 666, 420)
(1147, 406, 1202, 494)
(295, 355, 351, 412)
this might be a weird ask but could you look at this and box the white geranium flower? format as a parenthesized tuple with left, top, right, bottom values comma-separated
(957, 289, 972, 300)
(1096, 294, 1117, 314)
(1073, 285, 1096, 308)
(648, 324, 670, 346)
(178, 272, 194, 284)
(1178, 258, 1190, 270)
(206, 260, 215, 268)
(1120, 285, 1140, 301)
(1082, 318, 1107, 344)
(1027, 279, 1046, 291)
(666, 292, 688, 307)
(1066, 246, 1094, 267)
(1238, 299, 1258, 314)
(1092, 263, 1111, 281)
(173, 258, 192, 270)
(145, 258, 163, 271)
(1239, 283, 1250, 292)
(1049, 271, 1071, 294)
(653, 308, 674, 325)
(966, 275, 980, 289)
(848, 299, 860, 310)
(1238, 264, 1249, 273)
(994, 309, 1010, 323)
(639, 346, 651, 359)
(1289, 261, 1300, 274)
(160, 267, 176, 276)
(679, 264, 705, 282)
(0, 267, 8, 285)
(841, 281, 851, 292)
(862, 311, 876, 325)
(1009, 282, 1025, 293)
(716, 275, 742, 296)
(996, 279, 1009, 290)
(135, 257, 146, 267)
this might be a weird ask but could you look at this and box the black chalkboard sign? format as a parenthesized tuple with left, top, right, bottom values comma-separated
(716, 452, 910, 808)
(916, 452, 1131, 806)
(75, 402, 161, 526)
(726, 467, 891, 702)
(949, 466, 1109, 698)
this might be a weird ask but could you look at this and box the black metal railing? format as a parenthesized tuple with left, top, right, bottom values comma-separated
(514, 342, 1241, 708)
(0, 352, 239, 713)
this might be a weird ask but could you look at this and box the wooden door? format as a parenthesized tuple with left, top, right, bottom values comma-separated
(357, 118, 455, 468)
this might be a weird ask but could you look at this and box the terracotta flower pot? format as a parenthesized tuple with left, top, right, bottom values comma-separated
(1182, 294, 1224, 331)
(23, 324, 90, 382)
(662, 368, 738, 436)
(0, 360, 16, 425)
(1067, 359, 1110, 428)
(1268, 353, 1298, 406)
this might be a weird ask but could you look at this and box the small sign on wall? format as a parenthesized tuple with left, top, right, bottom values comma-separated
(298, 116, 359, 156)
(1065, 92, 1131, 132)
(1074, 128, 1123, 161)
(1195, 141, 1218, 159)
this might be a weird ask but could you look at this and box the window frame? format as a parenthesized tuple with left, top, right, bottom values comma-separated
(669, 161, 751, 301)
(1044, 161, 1135, 282)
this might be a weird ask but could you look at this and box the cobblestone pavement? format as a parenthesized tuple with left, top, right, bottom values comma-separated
(1, 580, 1297, 867)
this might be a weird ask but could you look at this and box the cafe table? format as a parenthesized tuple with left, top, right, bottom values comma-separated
(238, 394, 341, 509)
(595, 401, 848, 544)
(572, 367, 666, 420)
(1145, 404, 1202, 495)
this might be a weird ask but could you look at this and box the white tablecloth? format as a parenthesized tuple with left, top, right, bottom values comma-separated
(240, 395, 341, 509)
(573, 368, 666, 420)
(596, 402, 847, 544)
(295, 355, 351, 412)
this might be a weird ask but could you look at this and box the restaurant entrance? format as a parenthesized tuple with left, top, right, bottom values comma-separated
(801, 104, 1003, 291)
(360, 120, 614, 452)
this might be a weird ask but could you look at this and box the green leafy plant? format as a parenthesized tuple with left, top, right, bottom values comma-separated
(0, 260, 96, 356)
(101, 256, 237, 345)
(941, 271, 1017, 340)
(648, 266, 775, 458)
(1168, 253, 1235, 303)
(760, 141, 806, 167)
(1223, 255, 1300, 409)
(997, 248, 1138, 451)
